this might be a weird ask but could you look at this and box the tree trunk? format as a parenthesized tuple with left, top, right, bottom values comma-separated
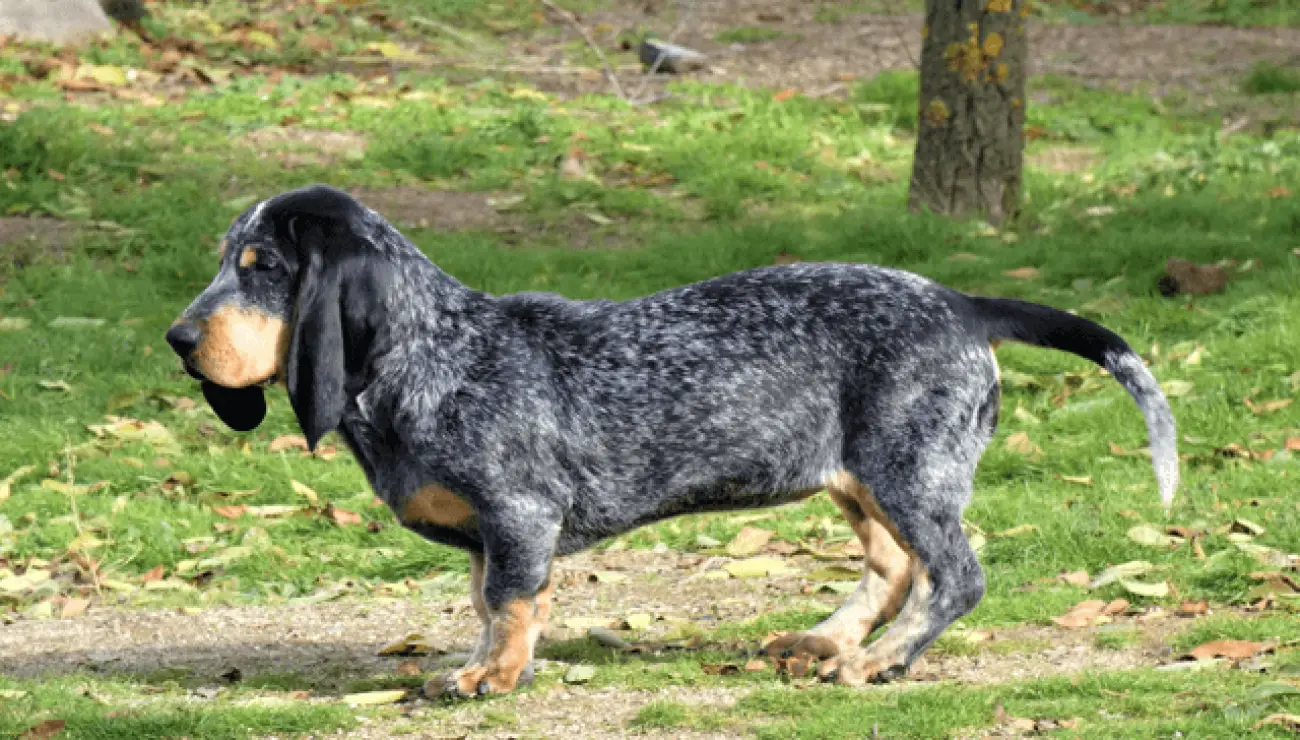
(907, 0, 1029, 225)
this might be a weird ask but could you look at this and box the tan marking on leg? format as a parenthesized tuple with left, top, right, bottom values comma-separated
(401, 485, 475, 528)
(239, 246, 258, 269)
(190, 306, 288, 387)
(766, 472, 913, 676)
(528, 578, 555, 647)
(989, 342, 1001, 384)
(451, 597, 536, 695)
(834, 563, 933, 686)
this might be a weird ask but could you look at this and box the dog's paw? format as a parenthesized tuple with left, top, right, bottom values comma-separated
(763, 632, 841, 677)
(423, 662, 535, 700)
(820, 649, 907, 686)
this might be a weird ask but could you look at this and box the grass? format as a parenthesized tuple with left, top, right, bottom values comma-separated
(716, 26, 787, 44)
(1243, 61, 1300, 95)
(1, 0, 1300, 737)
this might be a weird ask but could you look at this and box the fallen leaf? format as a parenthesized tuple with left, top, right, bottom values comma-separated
(1286, 437, 1300, 452)
(1118, 578, 1169, 598)
(1176, 600, 1209, 616)
(39, 380, 73, 393)
(326, 506, 361, 526)
(1187, 639, 1273, 661)
(563, 616, 616, 630)
(1244, 397, 1292, 415)
(807, 565, 861, 582)
(1059, 570, 1090, 587)
(1004, 431, 1043, 457)
(994, 524, 1038, 538)
(18, 720, 66, 740)
(1127, 524, 1178, 548)
(1232, 518, 1266, 536)
(1101, 598, 1129, 616)
(246, 505, 302, 518)
(563, 665, 596, 684)
(702, 663, 742, 675)
(0, 465, 36, 505)
(395, 660, 421, 677)
(0, 317, 31, 332)
(726, 526, 774, 557)
(48, 316, 106, 328)
(589, 570, 627, 584)
(1003, 266, 1041, 280)
(60, 597, 90, 618)
(377, 633, 432, 657)
(140, 565, 164, 583)
(623, 613, 654, 630)
(1252, 714, 1300, 732)
(723, 557, 794, 579)
(1052, 599, 1106, 629)
(269, 435, 309, 453)
(212, 505, 247, 519)
(772, 88, 796, 102)
(1060, 475, 1093, 486)
(290, 480, 319, 508)
(343, 689, 406, 706)
(1161, 380, 1194, 397)
(1090, 561, 1154, 589)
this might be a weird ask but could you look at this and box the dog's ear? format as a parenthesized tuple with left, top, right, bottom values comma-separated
(285, 223, 347, 451)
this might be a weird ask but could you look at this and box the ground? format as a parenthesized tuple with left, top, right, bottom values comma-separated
(1, 0, 1300, 738)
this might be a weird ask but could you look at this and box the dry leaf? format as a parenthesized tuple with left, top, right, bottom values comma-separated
(18, 720, 66, 740)
(1004, 431, 1043, 457)
(623, 613, 654, 630)
(726, 526, 774, 557)
(1101, 598, 1129, 616)
(1052, 599, 1106, 629)
(290, 480, 319, 508)
(1161, 380, 1194, 397)
(1176, 600, 1209, 616)
(1059, 570, 1090, 587)
(1186, 639, 1272, 661)
(395, 660, 421, 677)
(1244, 397, 1292, 415)
(1252, 714, 1300, 732)
(1003, 266, 1041, 280)
(808, 565, 861, 582)
(213, 505, 247, 519)
(723, 557, 793, 579)
(60, 597, 89, 618)
(343, 689, 407, 706)
(1118, 578, 1169, 598)
(1089, 561, 1153, 589)
(564, 665, 596, 684)
(269, 435, 309, 453)
(994, 524, 1038, 538)
(140, 565, 164, 583)
(1060, 475, 1093, 486)
(377, 633, 432, 657)
(772, 88, 796, 102)
(1127, 524, 1178, 548)
(327, 506, 361, 526)
(0, 465, 36, 505)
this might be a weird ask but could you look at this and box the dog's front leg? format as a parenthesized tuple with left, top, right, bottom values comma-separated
(430, 509, 559, 698)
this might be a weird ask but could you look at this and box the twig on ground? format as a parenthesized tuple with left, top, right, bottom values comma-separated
(539, 0, 628, 101)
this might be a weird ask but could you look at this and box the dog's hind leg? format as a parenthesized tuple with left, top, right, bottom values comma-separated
(764, 474, 911, 675)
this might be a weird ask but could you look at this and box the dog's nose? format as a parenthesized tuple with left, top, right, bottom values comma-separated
(165, 322, 201, 358)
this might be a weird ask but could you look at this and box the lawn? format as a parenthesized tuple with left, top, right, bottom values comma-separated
(1, 1, 1299, 738)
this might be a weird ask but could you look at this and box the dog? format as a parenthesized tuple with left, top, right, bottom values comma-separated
(165, 184, 1178, 698)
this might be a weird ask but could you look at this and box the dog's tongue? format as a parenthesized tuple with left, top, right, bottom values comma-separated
(201, 381, 267, 432)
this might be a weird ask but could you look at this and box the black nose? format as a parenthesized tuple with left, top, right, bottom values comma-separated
(165, 322, 201, 358)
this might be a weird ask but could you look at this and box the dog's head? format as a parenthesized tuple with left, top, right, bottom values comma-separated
(166, 184, 389, 449)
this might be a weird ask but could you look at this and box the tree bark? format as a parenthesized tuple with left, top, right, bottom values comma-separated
(907, 0, 1029, 225)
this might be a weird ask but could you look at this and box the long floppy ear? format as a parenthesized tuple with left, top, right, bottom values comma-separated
(285, 227, 347, 451)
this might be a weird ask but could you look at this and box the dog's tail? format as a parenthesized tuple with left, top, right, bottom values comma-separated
(972, 296, 1179, 509)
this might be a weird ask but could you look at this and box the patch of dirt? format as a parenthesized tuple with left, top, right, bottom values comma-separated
(509, 1, 1300, 101)
(235, 127, 368, 168)
(0, 216, 84, 280)
(348, 186, 510, 232)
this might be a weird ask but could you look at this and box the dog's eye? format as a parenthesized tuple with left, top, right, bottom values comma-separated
(254, 252, 281, 271)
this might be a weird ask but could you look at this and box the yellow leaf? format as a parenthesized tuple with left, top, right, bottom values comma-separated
(726, 526, 774, 557)
(1060, 475, 1093, 486)
(343, 689, 407, 706)
(0, 465, 35, 504)
(1161, 380, 1194, 397)
(245, 30, 279, 50)
(291, 480, 319, 507)
(377, 633, 432, 656)
(724, 557, 794, 579)
(623, 613, 654, 630)
(83, 64, 128, 86)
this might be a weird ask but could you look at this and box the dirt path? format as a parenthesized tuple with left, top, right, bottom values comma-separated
(517, 0, 1300, 103)
(2, 548, 1210, 739)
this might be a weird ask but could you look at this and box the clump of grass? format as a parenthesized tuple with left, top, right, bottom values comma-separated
(716, 26, 785, 44)
(1242, 62, 1300, 94)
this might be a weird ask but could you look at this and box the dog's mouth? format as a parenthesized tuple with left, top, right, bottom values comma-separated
(186, 363, 271, 432)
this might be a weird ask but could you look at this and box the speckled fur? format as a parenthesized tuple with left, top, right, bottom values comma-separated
(169, 185, 1179, 690)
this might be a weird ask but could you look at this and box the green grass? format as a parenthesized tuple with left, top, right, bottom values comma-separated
(1033, 0, 1300, 27)
(1243, 61, 1300, 94)
(716, 26, 787, 44)
(1, 2, 1300, 736)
